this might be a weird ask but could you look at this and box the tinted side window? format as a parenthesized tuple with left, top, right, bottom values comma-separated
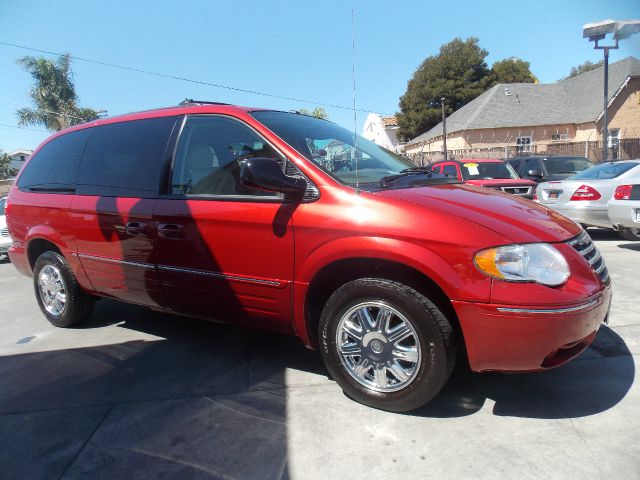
(17, 128, 92, 193)
(523, 158, 540, 174)
(170, 116, 284, 197)
(76, 116, 178, 197)
(443, 165, 457, 177)
(508, 159, 522, 173)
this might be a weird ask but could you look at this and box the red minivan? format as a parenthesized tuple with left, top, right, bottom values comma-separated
(6, 102, 611, 412)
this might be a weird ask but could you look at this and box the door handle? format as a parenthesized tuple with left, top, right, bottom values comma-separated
(158, 223, 185, 240)
(124, 221, 149, 236)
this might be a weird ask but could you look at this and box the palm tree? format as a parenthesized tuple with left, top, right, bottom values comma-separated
(16, 54, 100, 131)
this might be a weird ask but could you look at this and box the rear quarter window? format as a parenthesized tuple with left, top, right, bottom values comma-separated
(17, 128, 92, 193)
(76, 116, 178, 197)
(571, 162, 640, 180)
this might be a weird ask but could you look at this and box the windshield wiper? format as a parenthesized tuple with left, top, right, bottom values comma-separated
(399, 166, 434, 173)
(379, 170, 460, 189)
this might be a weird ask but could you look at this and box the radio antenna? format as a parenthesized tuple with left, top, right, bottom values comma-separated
(351, 8, 359, 188)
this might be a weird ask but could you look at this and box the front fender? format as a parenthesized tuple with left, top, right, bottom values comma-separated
(292, 236, 492, 347)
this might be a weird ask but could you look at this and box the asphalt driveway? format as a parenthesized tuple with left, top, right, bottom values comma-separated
(0, 229, 638, 479)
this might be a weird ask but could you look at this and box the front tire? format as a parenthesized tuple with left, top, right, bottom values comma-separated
(319, 278, 456, 412)
(618, 227, 640, 241)
(33, 251, 95, 327)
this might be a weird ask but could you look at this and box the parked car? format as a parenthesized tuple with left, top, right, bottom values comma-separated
(0, 197, 11, 257)
(6, 102, 611, 412)
(608, 177, 640, 238)
(430, 158, 536, 197)
(507, 156, 594, 183)
(535, 160, 640, 241)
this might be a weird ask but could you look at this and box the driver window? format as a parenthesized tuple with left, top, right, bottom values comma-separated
(442, 165, 457, 177)
(171, 116, 283, 196)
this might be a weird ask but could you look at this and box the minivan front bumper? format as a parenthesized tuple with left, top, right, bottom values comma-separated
(452, 287, 611, 372)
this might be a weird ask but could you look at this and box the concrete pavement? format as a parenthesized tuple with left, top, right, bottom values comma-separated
(0, 229, 638, 479)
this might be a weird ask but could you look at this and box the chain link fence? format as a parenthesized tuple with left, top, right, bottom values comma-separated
(407, 128, 640, 167)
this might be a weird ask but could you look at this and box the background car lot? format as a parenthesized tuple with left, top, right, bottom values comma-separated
(0, 229, 638, 479)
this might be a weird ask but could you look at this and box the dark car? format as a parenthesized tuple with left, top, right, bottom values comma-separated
(506, 156, 594, 183)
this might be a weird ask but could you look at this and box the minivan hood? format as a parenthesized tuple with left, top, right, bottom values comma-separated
(375, 184, 581, 244)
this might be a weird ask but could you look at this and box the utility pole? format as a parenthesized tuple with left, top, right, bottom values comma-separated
(441, 97, 447, 162)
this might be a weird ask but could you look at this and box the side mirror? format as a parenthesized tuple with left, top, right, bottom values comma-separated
(240, 158, 307, 196)
(527, 169, 543, 178)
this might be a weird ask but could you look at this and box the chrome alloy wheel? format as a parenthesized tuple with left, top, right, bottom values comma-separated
(336, 302, 422, 393)
(38, 265, 67, 316)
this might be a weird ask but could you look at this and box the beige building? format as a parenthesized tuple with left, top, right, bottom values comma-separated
(405, 57, 640, 161)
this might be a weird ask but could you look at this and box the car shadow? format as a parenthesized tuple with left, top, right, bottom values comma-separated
(0, 299, 634, 479)
(412, 325, 634, 419)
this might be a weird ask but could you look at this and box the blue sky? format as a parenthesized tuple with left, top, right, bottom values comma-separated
(1, 0, 639, 152)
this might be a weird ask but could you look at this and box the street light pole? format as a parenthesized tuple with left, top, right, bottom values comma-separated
(602, 47, 609, 162)
(441, 97, 447, 162)
(583, 19, 640, 162)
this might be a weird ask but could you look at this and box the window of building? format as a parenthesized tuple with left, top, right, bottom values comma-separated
(516, 136, 532, 153)
(170, 116, 284, 197)
(76, 116, 178, 197)
(551, 133, 569, 142)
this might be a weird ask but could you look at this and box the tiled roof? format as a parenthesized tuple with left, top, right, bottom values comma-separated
(407, 56, 640, 147)
(382, 116, 398, 127)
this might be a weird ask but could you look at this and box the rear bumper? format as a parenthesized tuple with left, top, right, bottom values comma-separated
(8, 243, 31, 276)
(608, 200, 640, 229)
(453, 287, 611, 372)
(543, 204, 611, 228)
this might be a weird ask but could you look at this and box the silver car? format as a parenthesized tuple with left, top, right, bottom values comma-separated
(0, 197, 11, 257)
(535, 160, 640, 241)
(608, 177, 640, 240)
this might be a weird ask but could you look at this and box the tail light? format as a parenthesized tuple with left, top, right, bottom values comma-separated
(570, 184, 601, 201)
(614, 185, 632, 200)
(532, 191, 538, 200)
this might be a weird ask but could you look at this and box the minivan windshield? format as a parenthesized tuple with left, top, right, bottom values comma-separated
(570, 161, 639, 180)
(251, 111, 414, 188)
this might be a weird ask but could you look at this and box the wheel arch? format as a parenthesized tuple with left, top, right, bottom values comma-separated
(302, 257, 462, 351)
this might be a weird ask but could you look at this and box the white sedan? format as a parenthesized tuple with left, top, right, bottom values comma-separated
(608, 178, 640, 239)
(535, 160, 640, 241)
(0, 197, 11, 257)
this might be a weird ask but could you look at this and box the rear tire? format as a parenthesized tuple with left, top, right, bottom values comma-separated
(34, 251, 95, 327)
(319, 278, 456, 412)
(618, 227, 640, 241)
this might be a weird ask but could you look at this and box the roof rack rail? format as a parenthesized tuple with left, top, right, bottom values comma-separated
(178, 98, 230, 106)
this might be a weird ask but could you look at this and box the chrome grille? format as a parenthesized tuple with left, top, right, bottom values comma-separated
(0, 227, 9, 238)
(568, 231, 609, 285)
(501, 186, 533, 196)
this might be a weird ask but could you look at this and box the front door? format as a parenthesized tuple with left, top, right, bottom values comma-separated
(154, 115, 296, 332)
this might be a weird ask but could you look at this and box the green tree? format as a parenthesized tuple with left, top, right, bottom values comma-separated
(396, 37, 493, 141)
(0, 150, 17, 180)
(16, 54, 100, 131)
(565, 60, 604, 79)
(491, 57, 537, 84)
(299, 107, 328, 119)
(396, 38, 538, 141)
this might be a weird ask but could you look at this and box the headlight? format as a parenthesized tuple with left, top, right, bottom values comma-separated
(474, 243, 570, 286)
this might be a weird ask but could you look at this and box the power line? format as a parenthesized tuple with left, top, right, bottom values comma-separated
(0, 40, 389, 115)
(0, 123, 48, 133)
